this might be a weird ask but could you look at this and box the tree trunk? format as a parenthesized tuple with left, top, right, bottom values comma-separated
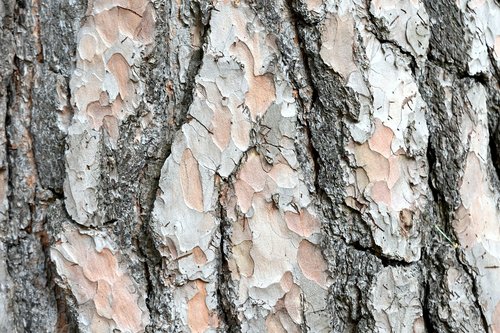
(1, 0, 500, 332)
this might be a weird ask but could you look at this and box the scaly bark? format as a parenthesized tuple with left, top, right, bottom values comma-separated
(1, 0, 500, 332)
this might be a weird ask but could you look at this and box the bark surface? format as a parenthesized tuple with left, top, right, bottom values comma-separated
(1, 0, 500, 332)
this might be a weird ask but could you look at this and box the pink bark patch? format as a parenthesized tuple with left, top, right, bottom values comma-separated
(211, 106, 232, 150)
(284, 209, 321, 237)
(371, 181, 392, 207)
(246, 73, 276, 119)
(117, 7, 142, 38)
(78, 34, 97, 61)
(368, 120, 394, 158)
(95, 8, 119, 44)
(107, 53, 131, 100)
(239, 152, 267, 192)
(179, 148, 204, 212)
(234, 179, 255, 213)
(297, 240, 328, 288)
(187, 280, 218, 333)
(492, 301, 500, 333)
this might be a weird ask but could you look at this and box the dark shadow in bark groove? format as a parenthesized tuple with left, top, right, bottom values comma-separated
(488, 123, 500, 185)
(216, 182, 241, 333)
(420, 269, 434, 332)
(417, 40, 491, 333)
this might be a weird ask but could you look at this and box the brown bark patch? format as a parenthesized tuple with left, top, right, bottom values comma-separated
(192, 246, 208, 265)
(107, 53, 131, 100)
(297, 240, 328, 288)
(284, 210, 320, 237)
(180, 148, 204, 212)
(368, 120, 394, 158)
(232, 240, 254, 278)
(187, 280, 218, 333)
(95, 8, 119, 44)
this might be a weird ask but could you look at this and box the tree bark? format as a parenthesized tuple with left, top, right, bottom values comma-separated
(1, 0, 500, 332)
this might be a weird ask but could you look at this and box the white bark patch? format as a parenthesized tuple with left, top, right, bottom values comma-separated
(226, 149, 330, 331)
(325, 14, 430, 261)
(370, 266, 425, 333)
(456, 0, 500, 74)
(369, 0, 430, 60)
(150, 2, 330, 331)
(452, 83, 500, 329)
(51, 224, 150, 332)
(65, 0, 154, 225)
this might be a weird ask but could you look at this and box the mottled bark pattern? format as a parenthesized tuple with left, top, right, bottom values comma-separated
(1, 0, 500, 332)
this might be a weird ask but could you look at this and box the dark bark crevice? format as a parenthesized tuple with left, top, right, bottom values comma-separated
(46, 200, 86, 332)
(420, 77, 490, 332)
(425, 135, 455, 241)
(174, 2, 210, 128)
(486, 83, 500, 187)
(347, 240, 414, 268)
(418, 51, 492, 333)
(4, 29, 60, 326)
(455, 250, 490, 332)
(135, 1, 215, 330)
(45, 232, 79, 333)
(285, 3, 328, 203)
(488, 122, 500, 184)
(423, 0, 469, 72)
(215, 181, 241, 333)
(489, 49, 500, 82)
(420, 276, 435, 332)
(325, 237, 381, 332)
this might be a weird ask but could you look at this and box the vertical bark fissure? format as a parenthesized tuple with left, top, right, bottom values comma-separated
(489, 49, 500, 81)
(420, 275, 434, 332)
(284, 1, 353, 236)
(137, 2, 215, 330)
(216, 180, 240, 332)
(489, 127, 500, 183)
(280, 7, 347, 330)
(456, 251, 491, 332)
(5, 52, 58, 332)
(418, 53, 492, 333)
(421, 76, 490, 333)
(299, 292, 308, 333)
(425, 137, 453, 237)
(138, 0, 212, 221)
(5, 61, 17, 239)
(417, 0, 500, 325)
(487, 87, 500, 184)
(284, 2, 326, 205)
(31, 0, 43, 63)
(284, 1, 321, 172)
(44, 221, 79, 333)
(175, 2, 210, 128)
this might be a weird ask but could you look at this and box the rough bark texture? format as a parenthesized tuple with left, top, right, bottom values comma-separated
(1, 0, 500, 332)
